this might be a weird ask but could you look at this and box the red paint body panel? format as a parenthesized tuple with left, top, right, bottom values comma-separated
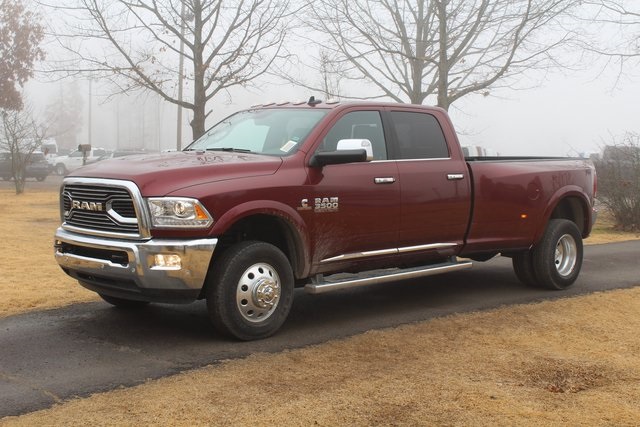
(396, 159, 471, 251)
(71, 151, 283, 196)
(462, 159, 595, 255)
(68, 102, 596, 279)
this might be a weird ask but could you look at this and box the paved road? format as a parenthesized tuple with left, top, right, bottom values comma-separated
(1, 241, 639, 417)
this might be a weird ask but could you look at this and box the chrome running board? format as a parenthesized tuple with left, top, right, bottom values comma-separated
(304, 259, 473, 294)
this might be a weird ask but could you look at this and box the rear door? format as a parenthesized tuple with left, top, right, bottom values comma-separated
(387, 108, 471, 258)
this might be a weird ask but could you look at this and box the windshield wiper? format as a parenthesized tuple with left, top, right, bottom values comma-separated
(206, 147, 253, 153)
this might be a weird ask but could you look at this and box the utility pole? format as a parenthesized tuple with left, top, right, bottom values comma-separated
(116, 98, 120, 149)
(176, 2, 186, 151)
(88, 79, 92, 148)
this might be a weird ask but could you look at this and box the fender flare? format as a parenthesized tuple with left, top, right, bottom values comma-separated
(533, 185, 593, 245)
(211, 200, 311, 278)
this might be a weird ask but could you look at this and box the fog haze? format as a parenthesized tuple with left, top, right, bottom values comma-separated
(24, 9, 639, 158)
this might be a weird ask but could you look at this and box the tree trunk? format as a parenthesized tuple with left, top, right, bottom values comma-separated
(189, 1, 207, 141)
(436, 0, 450, 111)
(190, 104, 206, 141)
(14, 173, 25, 195)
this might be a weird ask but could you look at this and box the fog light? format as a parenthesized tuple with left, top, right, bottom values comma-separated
(152, 254, 182, 270)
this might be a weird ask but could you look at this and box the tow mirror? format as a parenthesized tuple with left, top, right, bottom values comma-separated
(309, 139, 373, 167)
(336, 139, 373, 160)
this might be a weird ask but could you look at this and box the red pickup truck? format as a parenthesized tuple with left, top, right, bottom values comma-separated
(54, 100, 597, 340)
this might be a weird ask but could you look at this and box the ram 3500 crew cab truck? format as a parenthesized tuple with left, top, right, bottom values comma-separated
(54, 101, 597, 340)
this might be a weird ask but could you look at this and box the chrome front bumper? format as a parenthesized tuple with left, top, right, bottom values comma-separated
(54, 228, 217, 303)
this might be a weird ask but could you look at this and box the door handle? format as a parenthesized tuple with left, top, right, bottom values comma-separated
(447, 173, 465, 181)
(374, 177, 396, 184)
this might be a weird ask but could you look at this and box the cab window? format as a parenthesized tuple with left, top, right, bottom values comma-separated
(187, 109, 328, 156)
(320, 111, 387, 160)
(391, 111, 449, 159)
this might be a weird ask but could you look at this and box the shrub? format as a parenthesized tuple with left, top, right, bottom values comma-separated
(594, 133, 640, 232)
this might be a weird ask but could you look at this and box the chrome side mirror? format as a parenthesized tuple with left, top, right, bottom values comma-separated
(336, 139, 373, 161)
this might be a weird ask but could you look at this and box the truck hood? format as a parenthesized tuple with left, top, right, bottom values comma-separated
(69, 151, 283, 195)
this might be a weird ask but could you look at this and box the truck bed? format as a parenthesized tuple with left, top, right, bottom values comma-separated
(461, 156, 595, 255)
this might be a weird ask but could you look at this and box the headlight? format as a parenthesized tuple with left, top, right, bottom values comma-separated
(146, 197, 213, 228)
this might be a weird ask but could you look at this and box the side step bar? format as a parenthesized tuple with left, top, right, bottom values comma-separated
(304, 259, 473, 295)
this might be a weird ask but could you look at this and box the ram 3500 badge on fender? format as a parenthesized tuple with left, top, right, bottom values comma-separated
(54, 100, 597, 340)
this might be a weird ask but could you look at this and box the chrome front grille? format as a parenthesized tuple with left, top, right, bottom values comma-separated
(62, 183, 140, 236)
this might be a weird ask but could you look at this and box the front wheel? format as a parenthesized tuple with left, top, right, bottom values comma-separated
(531, 219, 583, 290)
(55, 164, 67, 176)
(206, 241, 294, 341)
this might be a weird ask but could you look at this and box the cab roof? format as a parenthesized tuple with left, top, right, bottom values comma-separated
(249, 97, 445, 113)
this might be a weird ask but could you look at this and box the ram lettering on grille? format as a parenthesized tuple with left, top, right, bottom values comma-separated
(63, 184, 139, 235)
(71, 200, 103, 211)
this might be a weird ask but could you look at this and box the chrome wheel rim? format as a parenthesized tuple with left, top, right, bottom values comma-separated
(236, 262, 281, 323)
(555, 234, 577, 277)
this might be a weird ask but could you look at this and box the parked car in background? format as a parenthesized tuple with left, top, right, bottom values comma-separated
(41, 138, 59, 163)
(88, 150, 153, 164)
(0, 152, 51, 181)
(52, 148, 108, 175)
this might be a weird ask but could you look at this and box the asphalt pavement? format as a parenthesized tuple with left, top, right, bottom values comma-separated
(1, 241, 639, 417)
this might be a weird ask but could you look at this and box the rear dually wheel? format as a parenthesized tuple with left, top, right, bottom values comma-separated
(531, 219, 583, 290)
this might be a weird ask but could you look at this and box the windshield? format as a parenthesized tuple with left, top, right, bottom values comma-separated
(185, 108, 328, 156)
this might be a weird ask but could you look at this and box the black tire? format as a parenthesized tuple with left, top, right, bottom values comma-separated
(512, 251, 538, 287)
(531, 219, 583, 290)
(55, 164, 67, 176)
(99, 293, 150, 308)
(206, 241, 294, 341)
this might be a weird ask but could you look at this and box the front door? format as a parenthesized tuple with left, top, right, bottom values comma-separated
(304, 109, 400, 268)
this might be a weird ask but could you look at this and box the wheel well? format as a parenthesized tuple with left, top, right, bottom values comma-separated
(549, 197, 588, 235)
(215, 214, 301, 277)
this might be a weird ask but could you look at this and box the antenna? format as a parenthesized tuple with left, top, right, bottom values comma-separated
(307, 96, 322, 106)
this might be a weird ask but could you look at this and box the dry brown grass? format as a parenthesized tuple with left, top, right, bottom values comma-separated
(586, 208, 640, 245)
(2, 288, 640, 426)
(0, 189, 97, 317)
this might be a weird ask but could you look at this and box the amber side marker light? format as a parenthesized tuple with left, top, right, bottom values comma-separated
(194, 204, 209, 221)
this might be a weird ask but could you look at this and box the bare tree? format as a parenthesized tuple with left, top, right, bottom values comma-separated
(48, 0, 291, 140)
(305, 0, 581, 109)
(594, 133, 640, 231)
(318, 49, 346, 100)
(44, 82, 84, 150)
(584, 1, 639, 65)
(0, 107, 46, 194)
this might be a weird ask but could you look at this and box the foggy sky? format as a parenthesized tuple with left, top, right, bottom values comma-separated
(25, 18, 639, 158)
